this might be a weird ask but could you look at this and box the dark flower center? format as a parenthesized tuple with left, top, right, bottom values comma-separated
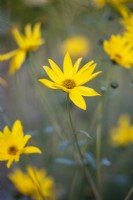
(62, 79, 76, 89)
(8, 146, 18, 155)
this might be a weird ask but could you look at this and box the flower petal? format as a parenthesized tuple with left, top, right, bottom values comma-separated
(12, 120, 23, 137)
(12, 28, 25, 48)
(76, 69, 102, 85)
(69, 92, 86, 110)
(38, 79, 58, 89)
(25, 24, 32, 37)
(22, 146, 42, 154)
(48, 59, 64, 80)
(3, 126, 11, 136)
(86, 71, 102, 83)
(0, 50, 17, 61)
(33, 23, 41, 39)
(73, 57, 82, 75)
(63, 52, 73, 78)
(9, 49, 26, 75)
(43, 66, 61, 84)
(74, 62, 96, 83)
(7, 158, 14, 168)
(73, 86, 101, 96)
(23, 135, 31, 147)
(76, 60, 95, 76)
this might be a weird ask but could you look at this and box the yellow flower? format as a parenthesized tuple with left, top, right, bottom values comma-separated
(0, 120, 41, 168)
(110, 115, 133, 147)
(8, 166, 56, 200)
(122, 12, 133, 31)
(0, 77, 8, 87)
(122, 13, 133, 46)
(92, 0, 132, 8)
(0, 23, 44, 75)
(92, 0, 106, 8)
(59, 35, 90, 58)
(39, 52, 101, 110)
(103, 34, 133, 68)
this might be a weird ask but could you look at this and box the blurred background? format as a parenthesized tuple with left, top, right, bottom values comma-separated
(0, 0, 133, 199)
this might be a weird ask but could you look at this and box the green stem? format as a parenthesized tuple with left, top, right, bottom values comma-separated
(124, 185, 133, 200)
(66, 95, 101, 200)
(96, 100, 103, 194)
(96, 65, 115, 194)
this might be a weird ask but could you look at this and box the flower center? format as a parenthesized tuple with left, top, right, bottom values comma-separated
(62, 79, 76, 89)
(112, 54, 122, 64)
(8, 146, 18, 155)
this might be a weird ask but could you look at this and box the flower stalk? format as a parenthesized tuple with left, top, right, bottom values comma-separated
(66, 95, 101, 200)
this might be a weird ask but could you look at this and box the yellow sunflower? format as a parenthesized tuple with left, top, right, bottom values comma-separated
(9, 166, 56, 200)
(110, 115, 133, 147)
(103, 34, 133, 68)
(39, 52, 101, 110)
(59, 35, 90, 58)
(0, 23, 44, 75)
(0, 120, 41, 168)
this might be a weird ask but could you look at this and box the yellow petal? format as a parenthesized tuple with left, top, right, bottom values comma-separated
(43, 66, 61, 84)
(25, 24, 32, 37)
(9, 49, 26, 75)
(23, 146, 42, 154)
(7, 158, 14, 168)
(12, 28, 25, 48)
(86, 71, 102, 83)
(63, 52, 73, 78)
(69, 92, 86, 110)
(0, 50, 17, 61)
(48, 59, 64, 80)
(74, 62, 96, 83)
(12, 120, 23, 137)
(76, 60, 95, 75)
(23, 135, 31, 147)
(38, 79, 58, 89)
(76, 70, 102, 85)
(33, 23, 41, 38)
(73, 57, 82, 75)
(3, 126, 11, 135)
(73, 86, 100, 96)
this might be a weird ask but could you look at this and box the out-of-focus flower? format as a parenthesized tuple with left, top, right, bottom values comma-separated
(59, 35, 90, 58)
(0, 77, 8, 87)
(92, 0, 132, 8)
(110, 115, 133, 147)
(92, 0, 132, 17)
(122, 13, 133, 46)
(39, 52, 101, 110)
(103, 34, 133, 68)
(0, 23, 44, 75)
(92, 0, 106, 8)
(8, 166, 56, 200)
(122, 12, 133, 30)
(0, 120, 41, 168)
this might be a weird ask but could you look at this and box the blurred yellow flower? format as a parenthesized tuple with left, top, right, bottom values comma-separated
(0, 23, 44, 75)
(92, 0, 106, 8)
(103, 34, 133, 68)
(0, 77, 8, 87)
(59, 35, 90, 58)
(39, 52, 101, 110)
(110, 115, 133, 147)
(122, 13, 133, 46)
(92, 0, 132, 8)
(122, 12, 133, 30)
(0, 120, 41, 168)
(8, 166, 56, 200)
